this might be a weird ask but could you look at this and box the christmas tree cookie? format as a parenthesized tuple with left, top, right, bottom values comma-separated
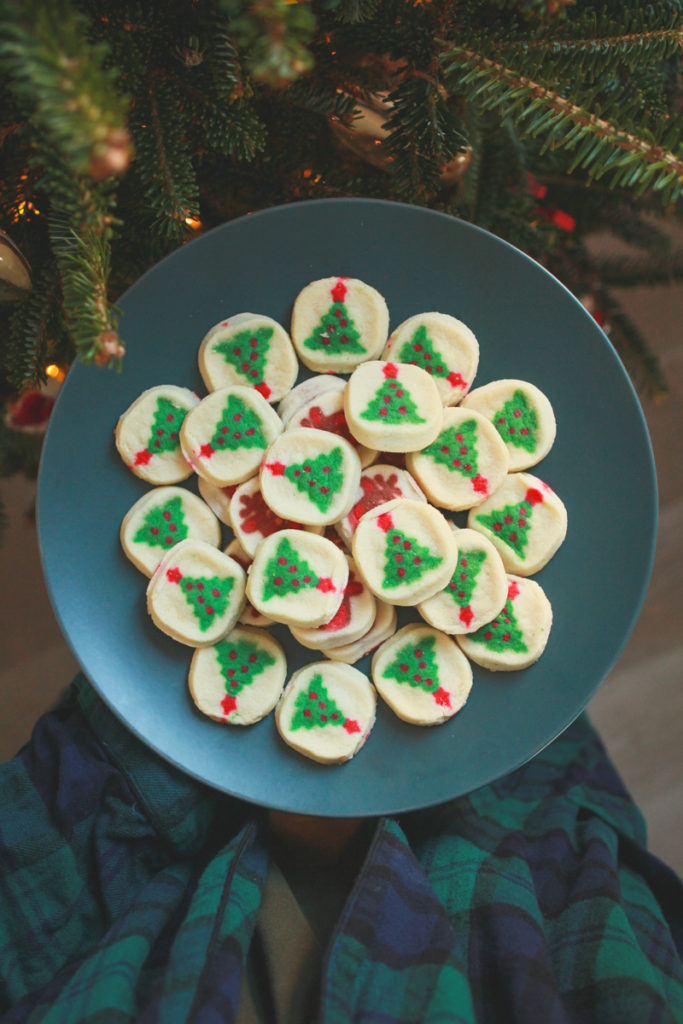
(189, 625, 286, 725)
(335, 463, 427, 549)
(406, 407, 509, 511)
(290, 276, 389, 372)
(418, 527, 507, 635)
(287, 388, 378, 468)
(246, 529, 349, 627)
(198, 313, 298, 402)
(468, 472, 567, 575)
(146, 539, 246, 647)
(120, 486, 221, 577)
(371, 624, 473, 726)
(457, 575, 553, 670)
(275, 662, 376, 764)
(461, 379, 556, 471)
(180, 385, 282, 487)
(344, 361, 443, 453)
(381, 312, 479, 406)
(352, 498, 458, 606)
(115, 385, 198, 483)
(276, 374, 347, 426)
(291, 557, 377, 652)
(260, 427, 361, 526)
(326, 599, 397, 665)
(229, 476, 322, 558)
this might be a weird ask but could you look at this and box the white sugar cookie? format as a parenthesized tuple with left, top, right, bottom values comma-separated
(457, 575, 553, 670)
(381, 312, 479, 405)
(406, 407, 509, 510)
(275, 662, 376, 764)
(468, 472, 567, 576)
(189, 625, 286, 725)
(372, 623, 472, 726)
(335, 463, 426, 549)
(290, 557, 376, 652)
(326, 600, 398, 664)
(198, 313, 297, 402)
(147, 539, 246, 647)
(286, 388, 377, 468)
(197, 478, 238, 527)
(461, 379, 556, 471)
(291, 276, 389, 372)
(276, 374, 347, 426)
(246, 529, 348, 627)
(418, 527, 507, 634)
(260, 428, 361, 527)
(120, 486, 221, 577)
(230, 476, 322, 558)
(352, 498, 458, 606)
(180, 385, 282, 486)
(115, 385, 198, 483)
(344, 361, 442, 453)
(224, 535, 273, 628)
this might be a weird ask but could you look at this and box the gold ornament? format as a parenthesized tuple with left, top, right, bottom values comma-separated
(0, 229, 32, 300)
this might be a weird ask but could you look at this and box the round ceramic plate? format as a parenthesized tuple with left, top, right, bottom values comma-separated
(38, 199, 657, 816)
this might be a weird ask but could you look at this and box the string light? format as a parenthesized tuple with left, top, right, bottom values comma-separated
(45, 364, 66, 382)
(184, 215, 202, 229)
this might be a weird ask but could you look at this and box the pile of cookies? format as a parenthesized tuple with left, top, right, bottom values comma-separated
(115, 276, 567, 764)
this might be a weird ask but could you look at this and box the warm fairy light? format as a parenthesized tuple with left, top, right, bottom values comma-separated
(184, 215, 202, 229)
(45, 364, 65, 381)
(303, 168, 312, 178)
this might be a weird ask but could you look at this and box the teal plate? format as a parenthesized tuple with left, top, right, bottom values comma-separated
(37, 199, 657, 816)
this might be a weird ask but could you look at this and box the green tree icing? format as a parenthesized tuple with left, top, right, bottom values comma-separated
(467, 597, 527, 653)
(382, 527, 443, 589)
(303, 301, 365, 356)
(446, 549, 487, 610)
(493, 389, 538, 452)
(213, 325, 273, 386)
(284, 447, 344, 513)
(261, 535, 319, 601)
(397, 325, 450, 379)
(210, 393, 266, 452)
(382, 633, 452, 707)
(133, 495, 188, 549)
(360, 372, 425, 425)
(179, 574, 235, 631)
(216, 635, 275, 696)
(147, 397, 185, 454)
(475, 499, 534, 559)
(289, 672, 358, 732)
(421, 420, 480, 479)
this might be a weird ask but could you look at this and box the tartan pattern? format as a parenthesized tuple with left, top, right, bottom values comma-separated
(0, 674, 681, 1023)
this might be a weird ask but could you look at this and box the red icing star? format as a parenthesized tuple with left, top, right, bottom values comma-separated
(199, 443, 214, 459)
(472, 474, 489, 495)
(316, 577, 335, 592)
(166, 567, 182, 584)
(383, 362, 399, 379)
(254, 381, 271, 399)
(525, 488, 544, 506)
(459, 605, 474, 627)
(134, 449, 152, 466)
(376, 511, 394, 533)
(508, 580, 521, 600)
(343, 718, 361, 734)
(433, 687, 452, 708)
(331, 278, 348, 303)
(447, 372, 467, 389)
(221, 694, 237, 715)
(266, 461, 286, 476)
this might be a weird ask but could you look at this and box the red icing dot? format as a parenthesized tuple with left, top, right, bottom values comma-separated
(151, 527, 159, 535)
(309, 691, 317, 700)
(461, 558, 468, 567)
(400, 663, 409, 672)
(397, 567, 405, 577)
(205, 606, 214, 615)
(273, 576, 282, 585)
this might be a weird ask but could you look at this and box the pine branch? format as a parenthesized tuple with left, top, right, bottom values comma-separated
(593, 249, 683, 288)
(4, 259, 64, 389)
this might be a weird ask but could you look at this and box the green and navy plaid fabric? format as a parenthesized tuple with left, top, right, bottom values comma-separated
(1, 673, 681, 1023)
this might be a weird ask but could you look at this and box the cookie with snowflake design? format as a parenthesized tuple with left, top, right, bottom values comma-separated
(229, 475, 323, 558)
(325, 599, 397, 665)
(275, 662, 376, 764)
(352, 498, 458, 606)
(291, 276, 389, 372)
(381, 312, 479, 406)
(335, 463, 427, 549)
(198, 313, 298, 402)
(468, 472, 567, 575)
(115, 385, 199, 483)
(418, 526, 507, 634)
(180, 385, 282, 487)
(189, 625, 286, 725)
(371, 623, 472, 726)
(260, 427, 361, 526)
(276, 374, 347, 426)
(197, 478, 239, 527)
(457, 575, 553, 670)
(120, 486, 221, 577)
(461, 379, 556, 471)
(146, 539, 246, 647)
(406, 407, 509, 510)
(286, 388, 378, 468)
(290, 556, 376, 652)
(246, 529, 349, 627)
(344, 361, 443, 453)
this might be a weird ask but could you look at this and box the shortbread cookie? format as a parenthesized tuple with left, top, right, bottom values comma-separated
(352, 498, 458, 606)
(457, 575, 553, 670)
(147, 539, 246, 647)
(290, 557, 376, 652)
(230, 476, 320, 558)
(406, 407, 509, 510)
(286, 388, 377, 468)
(468, 472, 567, 575)
(344, 361, 442, 453)
(336, 464, 426, 548)
(189, 625, 286, 725)
(120, 486, 221, 577)
(371, 623, 472, 726)
(197, 478, 238, 527)
(381, 312, 479, 405)
(275, 662, 376, 764)
(260, 428, 361, 527)
(461, 379, 556, 471)
(276, 375, 347, 426)
(180, 385, 282, 486)
(326, 599, 398, 664)
(198, 313, 298, 401)
(291, 276, 389, 372)
(115, 385, 198, 483)
(224, 535, 273, 626)
(247, 530, 348, 627)
(418, 527, 507, 634)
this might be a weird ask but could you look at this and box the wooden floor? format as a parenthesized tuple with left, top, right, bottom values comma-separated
(0, 267, 681, 876)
